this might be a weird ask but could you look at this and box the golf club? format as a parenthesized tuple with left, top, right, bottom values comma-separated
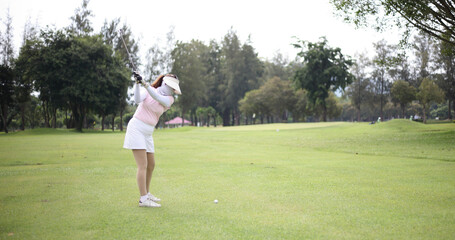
(119, 29, 141, 83)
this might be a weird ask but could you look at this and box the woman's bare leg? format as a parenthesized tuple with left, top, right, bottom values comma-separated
(146, 153, 155, 193)
(132, 149, 147, 196)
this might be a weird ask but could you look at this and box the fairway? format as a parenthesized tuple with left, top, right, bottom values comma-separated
(1, 120, 454, 239)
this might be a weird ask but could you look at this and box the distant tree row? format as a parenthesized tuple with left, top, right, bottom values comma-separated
(1, 0, 454, 133)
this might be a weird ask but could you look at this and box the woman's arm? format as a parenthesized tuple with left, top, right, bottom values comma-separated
(141, 82, 172, 108)
(144, 85, 172, 108)
(133, 83, 147, 104)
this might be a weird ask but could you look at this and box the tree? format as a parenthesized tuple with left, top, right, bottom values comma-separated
(312, 92, 343, 121)
(195, 106, 216, 126)
(372, 39, 399, 120)
(391, 80, 417, 118)
(15, 17, 40, 130)
(292, 89, 310, 122)
(1, 8, 14, 67)
(219, 29, 242, 126)
(0, 8, 16, 133)
(259, 77, 296, 123)
(240, 77, 300, 124)
(293, 37, 354, 121)
(417, 77, 445, 123)
(100, 18, 132, 131)
(69, 0, 94, 35)
(413, 32, 434, 83)
(206, 40, 224, 122)
(0, 64, 14, 133)
(18, 27, 129, 132)
(239, 89, 269, 124)
(434, 37, 455, 119)
(347, 52, 371, 121)
(218, 29, 263, 126)
(330, 0, 455, 47)
(171, 40, 209, 126)
(144, 26, 175, 81)
(262, 51, 293, 82)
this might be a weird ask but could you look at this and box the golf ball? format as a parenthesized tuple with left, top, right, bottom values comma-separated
(214, 199, 218, 204)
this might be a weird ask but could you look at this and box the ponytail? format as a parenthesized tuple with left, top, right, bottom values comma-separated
(151, 75, 165, 88)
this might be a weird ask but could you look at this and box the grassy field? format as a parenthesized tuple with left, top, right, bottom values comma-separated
(0, 120, 454, 239)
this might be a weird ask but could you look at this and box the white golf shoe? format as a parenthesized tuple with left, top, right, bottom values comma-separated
(139, 199, 161, 208)
(148, 193, 161, 202)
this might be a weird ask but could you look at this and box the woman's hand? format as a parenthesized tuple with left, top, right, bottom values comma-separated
(140, 80, 149, 88)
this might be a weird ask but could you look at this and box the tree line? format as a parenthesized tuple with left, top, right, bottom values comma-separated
(1, 0, 454, 133)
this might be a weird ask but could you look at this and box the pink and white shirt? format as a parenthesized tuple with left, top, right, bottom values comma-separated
(133, 84, 174, 126)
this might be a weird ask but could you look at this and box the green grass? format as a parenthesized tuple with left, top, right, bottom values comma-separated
(0, 120, 454, 239)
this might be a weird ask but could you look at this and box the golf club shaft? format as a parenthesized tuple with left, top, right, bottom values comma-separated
(119, 29, 137, 72)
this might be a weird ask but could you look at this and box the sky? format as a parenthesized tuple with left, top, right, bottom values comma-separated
(0, 0, 401, 68)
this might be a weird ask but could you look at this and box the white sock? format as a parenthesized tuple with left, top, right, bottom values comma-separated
(147, 192, 151, 196)
(140, 195, 148, 203)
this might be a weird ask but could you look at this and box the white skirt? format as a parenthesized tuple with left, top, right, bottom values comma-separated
(123, 117, 155, 153)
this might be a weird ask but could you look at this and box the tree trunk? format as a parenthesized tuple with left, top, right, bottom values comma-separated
(453, 100, 455, 120)
(423, 105, 427, 123)
(101, 114, 105, 131)
(1, 103, 8, 133)
(235, 110, 240, 126)
(84, 110, 88, 129)
(65, 110, 69, 129)
(401, 104, 406, 119)
(380, 74, 384, 120)
(69, 114, 74, 129)
(357, 106, 361, 122)
(72, 104, 83, 132)
(222, 109, 230, 126)
(181, 112, 185, 127)
(120, 109, 124, 131)
(20, 104, 26, 130)
(52, 108, 57, 128)
(322, 102, 328, 122)
(43, 101, 50, 128)
(448, 100, 452, 120)
(112, 114, 115, 131)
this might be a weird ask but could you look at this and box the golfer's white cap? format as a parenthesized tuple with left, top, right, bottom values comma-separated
(163, 74, 181, 95)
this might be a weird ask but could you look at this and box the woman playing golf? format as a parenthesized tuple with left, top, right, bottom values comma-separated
(123, 73, 181, 207)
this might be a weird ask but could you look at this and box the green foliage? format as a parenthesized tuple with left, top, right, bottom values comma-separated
(417, 77, 445, 123)
(434, 36, 455, 119)
(346, 53, 373, 121)
(293, 37, 354, 121)
(69, 0, 94, 35)
(239, 77, 297, 123)
(171, 40, 209, 118)
(262, 52, 293, 82)
(430, 103, 453, 119)
(312, 92, 343, 121)
(0, 64, 15, 133)
(330, 0, 455, 47)
(391, 80, 416, 117)
(195, 106, 216, 127)
(0, 8, 14, 66)
(218, 29, 264, 126)
(16, 28, 130, 131)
